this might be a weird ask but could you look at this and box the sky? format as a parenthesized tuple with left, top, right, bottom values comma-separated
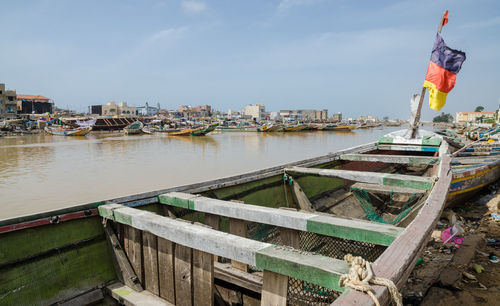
(1, 0, 499, 120)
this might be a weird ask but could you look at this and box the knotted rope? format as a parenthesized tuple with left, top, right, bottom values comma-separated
(338, 254, 402, 306)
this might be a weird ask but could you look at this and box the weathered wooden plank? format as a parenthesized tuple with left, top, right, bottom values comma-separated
(193, 249, 214, 306)
(142, 231, 159, 295)
(125, 225, 144, 286)
(290, 178, 314, 212)
(99, 205, 350, 291)
(158, 193, 403, 246)
(230, 218, 248, 272)
(174, 244, 192, 306)
(285, 166, 435, 190)
(204, 213, 220, 262)
(107, 283, 174, 306)
(158, 237, 175, 303)
(103, 224, 143, 292)
(350, 182, 426, 195)
(340, 153, 439, 165)
(261, 270, 288, 306)
(214, 262, 262, 293)
(334, 155, 452, 305)
(59, 288, 104, 306)
(280, 227, 300, 249)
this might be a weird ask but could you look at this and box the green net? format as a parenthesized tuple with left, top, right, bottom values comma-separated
(351, 187, 417, 224)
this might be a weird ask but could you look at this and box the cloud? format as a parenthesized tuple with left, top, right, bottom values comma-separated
(144, 27, 189, 45)
(459, 16, 500, 29)
(181, 1, 206, 14)
(277, 0, 323, 15)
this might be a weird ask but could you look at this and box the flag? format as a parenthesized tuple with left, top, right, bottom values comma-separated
(423, 32, 466, 110)
(442, 10, 449, 27)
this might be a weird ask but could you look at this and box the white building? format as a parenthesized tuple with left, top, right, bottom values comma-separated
(244, 104, 265, 121)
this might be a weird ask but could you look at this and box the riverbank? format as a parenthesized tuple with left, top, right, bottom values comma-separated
(403, 184, 500, 305)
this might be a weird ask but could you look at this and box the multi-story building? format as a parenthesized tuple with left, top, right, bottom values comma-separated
(279, 109, 328, 121)
(455, 112, 495, 124)
(0, 83, 18, 118)
(94, 102, 136, 116)
(244, 104, 265, 121)
(137, 102, 161, 116)
(331, 113, 342, 122)
(17, 94, 53, 114)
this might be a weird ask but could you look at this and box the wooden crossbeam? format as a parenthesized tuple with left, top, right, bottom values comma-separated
(285, 166, 435, 191)
(99, 204, 350, 292)
(107, 283, 174, 306)
(339, 154, 439, 166)
(350, 183, 426, 196)
(158, 192, 404, 246)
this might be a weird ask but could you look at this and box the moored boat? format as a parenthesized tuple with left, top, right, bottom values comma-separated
(322, 124, 354, 131)
(123, 121, 144, 135)
(44, 125, 92, 136)
(257, 123, 281, 132)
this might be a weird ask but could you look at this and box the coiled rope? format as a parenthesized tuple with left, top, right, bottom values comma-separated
(338, 254, 402, 306)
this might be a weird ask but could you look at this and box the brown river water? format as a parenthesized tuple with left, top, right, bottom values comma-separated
(0, 126, 405, 220)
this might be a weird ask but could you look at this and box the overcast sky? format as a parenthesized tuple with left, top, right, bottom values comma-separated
(1, 0, 499, 120)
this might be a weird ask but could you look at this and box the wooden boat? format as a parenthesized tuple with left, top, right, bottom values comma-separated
(123, 121, 144, 135)
(44, 125, 92, 136)
(167, 128, 194, 136)
(322, 124, 354, 131)
(191, 123, 219, 136)
(282, 124, 307, 132)
(448, 141, 500, 202)
(1, 125, 458, 305)
(217, 125, 258, 132)
(257, 123, 281, 132)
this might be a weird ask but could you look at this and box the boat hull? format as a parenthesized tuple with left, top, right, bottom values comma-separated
(45, 126, 92, 136)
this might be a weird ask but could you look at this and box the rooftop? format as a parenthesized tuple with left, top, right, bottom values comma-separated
(17, 94, 51, 101)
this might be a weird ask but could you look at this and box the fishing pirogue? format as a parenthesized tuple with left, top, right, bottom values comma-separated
(1, 127, 458, 305)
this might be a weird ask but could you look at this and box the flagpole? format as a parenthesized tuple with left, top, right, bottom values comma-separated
(410, 10, 448, 138)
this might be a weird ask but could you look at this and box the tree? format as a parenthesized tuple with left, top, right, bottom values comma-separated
(433, 112, 453, 123)
(475, 106, 485, 112)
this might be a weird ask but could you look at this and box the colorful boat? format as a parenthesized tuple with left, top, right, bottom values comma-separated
(44, 125, 92, 136)
(322, 124, 354, 131)
(123, 121, 144, 135)
(448, 142, 500, 201)
(282, 124, 307, 132)
(257, 123, 281, 132)
(167, 128, 194, 136)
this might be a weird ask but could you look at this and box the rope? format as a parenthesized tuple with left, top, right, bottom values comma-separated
(338, 254, 402, 306)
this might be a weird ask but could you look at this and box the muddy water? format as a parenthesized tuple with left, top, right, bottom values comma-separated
(0, 126, 404, 219)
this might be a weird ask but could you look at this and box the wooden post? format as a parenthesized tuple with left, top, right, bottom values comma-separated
(174, 244, 193, 306)
(410, 10, 449, 139)
(229, 218, 248, 272)
(261, 270, 288, 306)
(205, 213, 220, 262)
(193, 249, 214, 306)
(142, 231, 159, 295)
(125, 225, 144, 286)
(158, 237, 176, 303)
(103, 224, 143, 292)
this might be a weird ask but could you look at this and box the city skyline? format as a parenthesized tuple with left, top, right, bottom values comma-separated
(1, 0, 499, 120)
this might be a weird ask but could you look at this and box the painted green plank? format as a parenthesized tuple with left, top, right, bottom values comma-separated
(0, 240, 115, 306)
(339, 154, 439, 166)
(158, 193, 404, 245)
(157, 193, 198, 209)
(0, 217, 104, 266)
(306, 215, 403, 246)
(255, 245, 349, 292)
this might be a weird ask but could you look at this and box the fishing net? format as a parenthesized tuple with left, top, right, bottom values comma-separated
(351, 187, 418, 225)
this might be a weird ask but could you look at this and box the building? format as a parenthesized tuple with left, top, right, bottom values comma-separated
(455, 112, 495, 124)
(17, 94, 53, 114)
(279, 109, 328, 121)
(244, 104, 266, 121)
(178, 105, 212, 118)
(93, 102, 136, 116)
(331, 113, 342, 122)
(0, 83, 18, 118)
(137, 102, 161, 116)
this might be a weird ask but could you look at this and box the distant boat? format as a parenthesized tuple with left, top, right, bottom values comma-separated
(44, 126, 92, 136)
(322, 124, 353, 131)
(124, 121, 144, 135)
(190, 123, 219, 136)
(257, 124, 281, 132)
(282, 124, 308, 132)
(168, 128, 195, 136)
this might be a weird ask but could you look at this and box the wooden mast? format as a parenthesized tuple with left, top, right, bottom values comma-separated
(410, 11, 448, 138)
